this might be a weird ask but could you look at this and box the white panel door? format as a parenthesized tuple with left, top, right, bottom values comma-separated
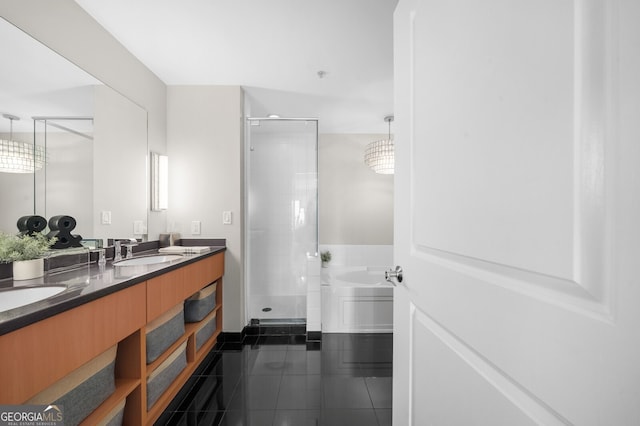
(393, 0, 640, 424)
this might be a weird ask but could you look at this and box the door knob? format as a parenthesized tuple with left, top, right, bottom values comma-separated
(385, 266, 403, 284)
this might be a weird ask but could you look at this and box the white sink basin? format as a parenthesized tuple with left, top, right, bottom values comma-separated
(0, 286, 66, 312)
(114, 255, 182, 267)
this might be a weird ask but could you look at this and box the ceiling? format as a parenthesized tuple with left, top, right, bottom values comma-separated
(74, 0, 398, 134)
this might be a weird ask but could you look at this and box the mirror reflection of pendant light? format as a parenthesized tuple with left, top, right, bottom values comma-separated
(0, 114, 46, 173)
(364, 115, 394, 175)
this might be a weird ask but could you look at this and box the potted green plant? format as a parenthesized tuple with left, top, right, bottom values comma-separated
(320, 250, 332, 268)
(0, 232, 56, 280)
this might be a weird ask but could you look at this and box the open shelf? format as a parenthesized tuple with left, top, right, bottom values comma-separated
(80, 378, 139, 426)
(145, 304, 223, 424)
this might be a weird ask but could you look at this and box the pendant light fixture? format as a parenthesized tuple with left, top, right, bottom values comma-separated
(364, 115, 394, 175)
(0, 114, 46, 173)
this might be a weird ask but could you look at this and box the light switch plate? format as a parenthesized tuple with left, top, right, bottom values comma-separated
(133, 220, 145, 235)
(223, 211, 232, 225)
(191, 220, 201, 235)
(101, 211, 112, 225)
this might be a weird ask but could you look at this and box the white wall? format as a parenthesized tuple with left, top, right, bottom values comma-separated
(319, 133, 394, 245)
(167, 86, 244, 332)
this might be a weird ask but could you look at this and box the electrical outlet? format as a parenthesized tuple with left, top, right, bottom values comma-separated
(101, 211, 111, 225)
(223, 211, 232, 225)
(191, 220, 201, 235)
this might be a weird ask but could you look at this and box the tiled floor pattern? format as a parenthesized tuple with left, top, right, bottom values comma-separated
(157, 333, 393, 426)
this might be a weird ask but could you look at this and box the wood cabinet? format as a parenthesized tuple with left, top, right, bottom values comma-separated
(0, 251, 224, 425)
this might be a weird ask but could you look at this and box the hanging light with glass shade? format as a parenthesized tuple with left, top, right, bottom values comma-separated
(364, 115, 394, 174)
(0, 114, 46, 173)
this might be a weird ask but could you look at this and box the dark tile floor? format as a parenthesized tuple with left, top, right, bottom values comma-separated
(157, 333, 393, 426)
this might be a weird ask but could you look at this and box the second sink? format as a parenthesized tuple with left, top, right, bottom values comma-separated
(113, 255, 183, 267)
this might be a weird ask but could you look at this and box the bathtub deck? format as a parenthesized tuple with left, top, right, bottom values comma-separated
(322, 267, 394, 333)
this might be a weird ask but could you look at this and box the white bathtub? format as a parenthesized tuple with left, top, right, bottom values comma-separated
(321, 267, 394, 333)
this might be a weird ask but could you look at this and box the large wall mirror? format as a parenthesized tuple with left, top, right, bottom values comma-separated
(0, 18, 148, 245)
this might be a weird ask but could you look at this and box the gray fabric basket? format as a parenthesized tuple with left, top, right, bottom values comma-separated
(195, 313, 217, 352)
(55, 360, 115, 425)
(27, 345, 117, 426)
(184, 283, 217, 323)
(146, 304, 185, 364)
(147, 341, 187, 410)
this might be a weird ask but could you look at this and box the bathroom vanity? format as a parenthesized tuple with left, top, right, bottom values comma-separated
(0, 247, 225, 425)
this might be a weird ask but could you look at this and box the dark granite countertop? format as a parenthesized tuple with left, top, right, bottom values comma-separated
(0, 246, 226, 336)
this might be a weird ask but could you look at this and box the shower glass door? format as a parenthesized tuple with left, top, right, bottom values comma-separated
(245, 118, 318, 323)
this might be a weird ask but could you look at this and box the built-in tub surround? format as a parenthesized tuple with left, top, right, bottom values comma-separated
(317, 245, 393, 333)
(321, 266, 394, 333)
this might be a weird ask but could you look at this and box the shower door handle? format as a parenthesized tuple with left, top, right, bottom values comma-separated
(385, 266, 403, 285)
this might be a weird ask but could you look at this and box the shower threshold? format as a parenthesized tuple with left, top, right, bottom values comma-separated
(250, 318, 306, 326)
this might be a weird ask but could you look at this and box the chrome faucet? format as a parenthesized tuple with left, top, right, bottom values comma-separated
(97, 248, 106, 267)
(124, 242, 137, 259)
(114, 240, 122, 262)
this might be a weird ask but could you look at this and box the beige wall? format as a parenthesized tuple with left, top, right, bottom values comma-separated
(319, 134, 394, 245)
(167, 86, 244, 332)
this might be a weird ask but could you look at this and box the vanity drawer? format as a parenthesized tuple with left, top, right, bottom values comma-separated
(182, 254, 224, 297)
(146, 268, 185, 322)
(146, 254, 223, 323)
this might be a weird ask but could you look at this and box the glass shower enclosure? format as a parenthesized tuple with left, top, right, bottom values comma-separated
(245, 117, 318, 325)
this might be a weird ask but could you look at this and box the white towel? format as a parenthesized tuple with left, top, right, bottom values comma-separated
(158, 246, 210, 254)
